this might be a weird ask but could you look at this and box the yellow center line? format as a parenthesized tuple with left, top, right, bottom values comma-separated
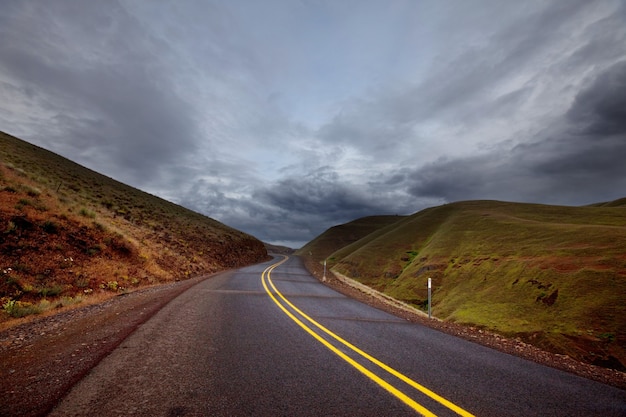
(262, 256, 475, 417)
(261, 259, 436, 417)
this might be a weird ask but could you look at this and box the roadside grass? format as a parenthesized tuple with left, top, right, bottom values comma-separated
(302, 200, 626, 370)
(2, 296, 83, 318)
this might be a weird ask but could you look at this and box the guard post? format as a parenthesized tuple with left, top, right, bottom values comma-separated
(427, 277, 432, 319)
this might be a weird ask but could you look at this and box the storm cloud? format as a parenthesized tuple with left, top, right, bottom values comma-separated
(1, 1, 625, 247)
(407, 60, 626, 206)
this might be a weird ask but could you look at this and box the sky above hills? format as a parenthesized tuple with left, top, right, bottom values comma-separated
(1, 1, 625, 248)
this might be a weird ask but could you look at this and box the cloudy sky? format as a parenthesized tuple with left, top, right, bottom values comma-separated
(1, 1, 625, 247)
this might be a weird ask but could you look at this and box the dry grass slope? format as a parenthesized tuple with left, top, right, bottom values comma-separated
(302, 200, 626, 371)
(0, 131, 268, 323)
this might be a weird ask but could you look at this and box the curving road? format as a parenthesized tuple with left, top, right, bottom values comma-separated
(49, 256, 626, 416)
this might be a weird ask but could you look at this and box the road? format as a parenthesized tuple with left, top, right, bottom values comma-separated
(49, 256, 626, 416)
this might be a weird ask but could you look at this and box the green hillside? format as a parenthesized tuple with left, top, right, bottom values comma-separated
(297, 215, 404, 259)
(0, 131, 267, 321)
(301, 200, 626, 370)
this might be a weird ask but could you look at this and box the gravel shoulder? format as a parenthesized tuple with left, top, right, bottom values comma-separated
(300, 255, 626, 391)
(0, 259, 624, 417)
(0, 274, 215, 417)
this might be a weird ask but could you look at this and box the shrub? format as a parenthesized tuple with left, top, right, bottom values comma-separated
(75, 277, 90, 288)
(16, 198, 31, 210)
(42, 220, 59, 234)
(2, 185, 17, 193)
(108, 236, 134, 255)
(93, 221, 106, 231)
(24, 186, 41, 197)
(100, 280, 119, 291)
(1, 296, 83, 319)
(600, 332, 616, 342)
(2, 299, 16, 315)
(4, 221, 17, 234)
(57, 296, 82, 308)
(87, 246, 101, 256)
(79, 208, 96, 218)
(13, 263, 31, 274)
(2, 299, 42, 318)
(39, 285, 64, 298)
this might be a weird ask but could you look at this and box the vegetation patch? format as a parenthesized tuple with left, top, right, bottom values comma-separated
(299, 199, 626, 371)
(79, 208, 96, 218)
(0, 131, 268, 323)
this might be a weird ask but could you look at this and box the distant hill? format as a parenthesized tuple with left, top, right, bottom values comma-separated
(588, 197, 626, 207)
(297, 215, 405, 260)
(264, 242, 295, 255)
(0, 131, 268, 321)
(298, 200, 626, 371)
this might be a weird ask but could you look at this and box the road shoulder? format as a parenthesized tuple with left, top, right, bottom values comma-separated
(298, 254, 626, 391)
(0, 274, 217, 417)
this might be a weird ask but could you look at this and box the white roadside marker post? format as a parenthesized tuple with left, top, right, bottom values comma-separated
(428, 277, 432, 319)
(323, 259, 327, 282)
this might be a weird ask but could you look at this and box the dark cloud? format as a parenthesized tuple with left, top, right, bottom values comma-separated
(256, 167, 399, 240)
(531, 64, 626, 187)
(1, 1, 624, 248)
(177, 166, 415, 248)
(407, 137, 626, 207)
(407, 62, 626, 206)
(0, 2, 199, 186)
(566, 61, 626, 136)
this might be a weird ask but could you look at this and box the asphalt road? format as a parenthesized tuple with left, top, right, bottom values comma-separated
(49, 256, 626, 416)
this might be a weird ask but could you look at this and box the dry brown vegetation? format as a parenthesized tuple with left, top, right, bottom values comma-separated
(0, 131, 268, 324)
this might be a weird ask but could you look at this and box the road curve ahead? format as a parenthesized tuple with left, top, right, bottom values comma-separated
(50, 256, 626, 416)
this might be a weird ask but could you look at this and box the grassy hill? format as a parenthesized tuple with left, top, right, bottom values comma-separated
(0, 131, 268, 321)
(298, 215, 405, 260)
(298, 200, 626, 371)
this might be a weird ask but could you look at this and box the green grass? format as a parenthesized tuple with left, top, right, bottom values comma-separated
(2, 296, 83, 318)
(79, 207, 96, 218)
(301, 199, 626, 369)
(296, 215, 403, 260)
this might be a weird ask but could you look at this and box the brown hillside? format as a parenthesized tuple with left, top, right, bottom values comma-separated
(0, 131, 268, 323)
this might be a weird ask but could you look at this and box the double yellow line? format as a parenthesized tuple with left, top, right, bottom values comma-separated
(261, 257, 475, 417)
